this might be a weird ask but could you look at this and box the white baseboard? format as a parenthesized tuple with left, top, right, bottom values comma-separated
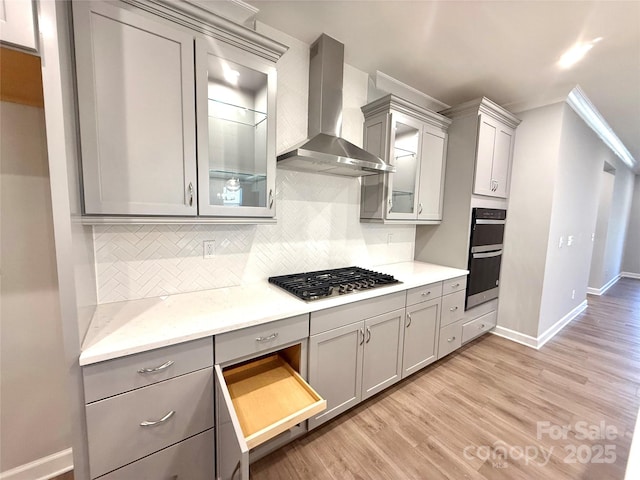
(621, 271, 640, 280)
(587, 274, 622, 295)
(0, 449, 72, 480)
(492, 300, 588, 350)
(537, 300, 588, 349)
(491, 326, 538, 349)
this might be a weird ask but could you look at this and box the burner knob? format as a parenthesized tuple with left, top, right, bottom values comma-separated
(346, 283, 355, 292)
(338, 284, 347, 294)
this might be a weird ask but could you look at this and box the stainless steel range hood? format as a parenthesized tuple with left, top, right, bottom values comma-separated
(277, 34, 395, 177)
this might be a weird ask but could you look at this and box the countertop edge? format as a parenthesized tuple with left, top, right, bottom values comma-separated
(79, 262, 468, 366)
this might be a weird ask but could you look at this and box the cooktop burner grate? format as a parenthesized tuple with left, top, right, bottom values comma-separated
(268, 266, 399, 301)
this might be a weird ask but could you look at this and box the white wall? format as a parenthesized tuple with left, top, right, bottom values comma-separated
(497, 102, 564, 337)
(623, 175, 640, 275)
(93, 23, 416, 304)
(0, 102, 71, 471)
(538, 105, 608, 334)
(498, 100, 636, 340)
(589, 170, 615, 288)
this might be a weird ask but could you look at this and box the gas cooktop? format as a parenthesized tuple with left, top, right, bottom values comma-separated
(268, 266, 399, 301)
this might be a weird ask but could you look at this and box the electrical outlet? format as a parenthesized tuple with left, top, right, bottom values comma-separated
(567, 235, 575, 247)
(558, 236, 564, 248)
(571, 289, 576, 300)
(203, 240, 215, 259)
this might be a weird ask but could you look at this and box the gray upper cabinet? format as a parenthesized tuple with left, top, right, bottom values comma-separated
(195, 37, 277, 217)
(73, 0, 286, 220)
(73, 1, 197, 216)
(440, 97, 520, 199)
(360, 94, 451, 224)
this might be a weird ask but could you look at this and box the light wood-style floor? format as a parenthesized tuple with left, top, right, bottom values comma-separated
(251, 278, 640, 480)
(53, 278, 640, 480)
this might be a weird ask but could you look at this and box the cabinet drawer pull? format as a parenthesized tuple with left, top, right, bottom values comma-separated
(137, 360, 174, 374)
(406, 313, 412, 327)
(140, 410, 175, 427)
(451, 283, 460, 288)
(359, 328, 365, 345)
(268, 189, 274, 209)
(366, 327, 371, 343)
(479, 324, 486, 329)
(188, 182, 194, 206)
(256, 332, 278, 342)
(421, 291, 431, 297)
(449, 306, 459, 312)
(447, 336, 456, 343)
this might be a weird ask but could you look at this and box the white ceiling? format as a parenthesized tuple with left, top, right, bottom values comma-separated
(249, 0, 640, 172)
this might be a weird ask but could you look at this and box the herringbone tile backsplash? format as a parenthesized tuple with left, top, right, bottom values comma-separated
(95, 170, 415, 303)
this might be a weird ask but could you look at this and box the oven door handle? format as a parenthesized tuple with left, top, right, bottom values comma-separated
(472, 250, 503, 259)
(475, 219, 506, 225)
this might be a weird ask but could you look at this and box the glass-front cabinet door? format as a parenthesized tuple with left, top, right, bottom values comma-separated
(386, 114, 421, 220)
(196, 38, 277, 217)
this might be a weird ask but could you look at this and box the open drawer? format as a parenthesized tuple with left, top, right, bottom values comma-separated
(215, 353, 326, 480)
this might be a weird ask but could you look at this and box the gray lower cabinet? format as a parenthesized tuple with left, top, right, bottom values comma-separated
(308, 322, 363, 430)
(308, 307, 405, 429)
(97, 429, 215, 480)
(402, 298, 440, 377)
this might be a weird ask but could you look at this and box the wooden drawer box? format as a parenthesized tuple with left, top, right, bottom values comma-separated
(215, 314, 309, 365)
(310, 291, 405, 335)
(215, 353, 326, 479)
(440, 290, 466, 327)
(462, 310, 497, 344)
(443, 275, 467, 294)
(406, 281, 443, 306)
(83, 337, 213, 403)
(86, 367, 214, 478)
(437, 321, 463, 359)
(97, 428, 214, 480)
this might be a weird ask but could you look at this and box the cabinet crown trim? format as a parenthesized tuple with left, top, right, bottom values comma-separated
(440, 96, 521, 128)
(362, 94, 451, 130)
(123, 0, 288, 63)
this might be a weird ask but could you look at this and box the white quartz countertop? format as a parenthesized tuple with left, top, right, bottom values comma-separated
(80, 261, 468, 365)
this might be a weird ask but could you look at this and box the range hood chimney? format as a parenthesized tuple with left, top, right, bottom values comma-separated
(277, 34, 395, 177)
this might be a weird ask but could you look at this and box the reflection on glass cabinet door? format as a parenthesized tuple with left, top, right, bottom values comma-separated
(196, 38, 277, 217)
(390, 121, 419, 216)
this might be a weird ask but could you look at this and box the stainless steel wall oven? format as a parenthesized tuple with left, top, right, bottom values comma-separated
(466, 208, 506, 309)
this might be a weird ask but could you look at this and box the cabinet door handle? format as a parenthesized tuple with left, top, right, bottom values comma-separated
(188, 182, 194, 206)
(421, 290, 431, 297)
(256, 332, 278, 342)
(418, 203, 423, 214)
(388, 198, 393, 214)
(447, 336, 456, 343)
(406, 313, 412, 327)
(479, 324, 486, 329)
(269, 189, 274, 209)
(366, 327, 371, 343)
(137, 360, 174, 374)
(359, 328, 365, 345)
(140, 410, 175, 427)
(449, 306, 459, 312)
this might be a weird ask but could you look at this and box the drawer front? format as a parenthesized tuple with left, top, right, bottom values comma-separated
(440, 290, 466, 327)
(98, 428, 215, 480)
(462, 310, 497, 344)
(406, 281, 443, 306)
(86, 367, 214, 478)
(215, 314, 309, 365)
(83, 337, 213, 403)
(443, 275, 467, 294)
(437, 321, 462, 359)
(310, 291, 406, 335)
